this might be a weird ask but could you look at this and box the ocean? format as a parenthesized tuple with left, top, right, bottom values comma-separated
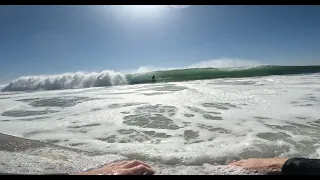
(0, 65, 320, 175)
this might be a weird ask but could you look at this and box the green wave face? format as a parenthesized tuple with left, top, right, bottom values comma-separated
(125, 65, 320, 84)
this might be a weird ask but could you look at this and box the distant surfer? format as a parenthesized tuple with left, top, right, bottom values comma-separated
(152, 75, 156, 83)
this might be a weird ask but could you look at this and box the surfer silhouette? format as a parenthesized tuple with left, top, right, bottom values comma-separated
(152, 75, 156, 83)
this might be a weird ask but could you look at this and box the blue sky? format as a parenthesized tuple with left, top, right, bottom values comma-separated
(1, 5, 320, 84)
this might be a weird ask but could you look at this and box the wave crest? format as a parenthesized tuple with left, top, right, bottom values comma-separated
(2, 70, 127, 91)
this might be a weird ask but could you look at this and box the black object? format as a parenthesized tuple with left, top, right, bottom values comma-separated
(282, 158, 320, 175)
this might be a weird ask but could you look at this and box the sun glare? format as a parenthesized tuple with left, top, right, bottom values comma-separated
(104, 5, 190, 22)
(170, 5, 190, 9)
(126, 5, 168, 16)
(129, 5, 162, 13)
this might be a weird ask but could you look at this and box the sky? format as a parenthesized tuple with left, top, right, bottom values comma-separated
(1, 5, 320, 84)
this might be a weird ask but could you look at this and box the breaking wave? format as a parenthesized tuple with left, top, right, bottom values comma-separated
(2, 65, 320, 92)
(1, 70, 127, 91)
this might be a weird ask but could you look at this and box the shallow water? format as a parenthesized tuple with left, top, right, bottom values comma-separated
(0, 74, 320, 174)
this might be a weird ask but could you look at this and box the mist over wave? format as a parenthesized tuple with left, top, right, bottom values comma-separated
(188, 58, 264, 69)
(2, 59, 320, 92)
(134, 59, 263, 73)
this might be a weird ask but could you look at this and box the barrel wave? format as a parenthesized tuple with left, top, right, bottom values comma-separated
(127, 65, 320, 84)
(2, 65, 320, 91)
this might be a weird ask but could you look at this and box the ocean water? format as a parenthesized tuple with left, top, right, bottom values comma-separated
(0, 67, 320, 175)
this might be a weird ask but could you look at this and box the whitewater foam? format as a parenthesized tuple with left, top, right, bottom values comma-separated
(2, 70, 127, 91)
(0, 147, 261, 175)
(0, 74, 320, 174)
